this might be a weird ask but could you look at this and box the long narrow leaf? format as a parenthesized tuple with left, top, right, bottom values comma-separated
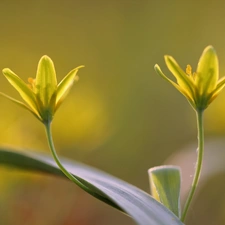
(0, 149, 184, 225)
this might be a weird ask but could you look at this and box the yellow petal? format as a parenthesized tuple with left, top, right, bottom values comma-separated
(196, 46, 218, 95)
(209, 76, 225, 104)
(154, 65, 195, 109)
(35, 55, 57, 107)
(164, 56, 195, 98)
(2, 68, 39, 115)
(56, 65, 84, 109)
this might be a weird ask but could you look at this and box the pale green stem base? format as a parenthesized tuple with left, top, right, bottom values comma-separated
(181, 110, 204, 222)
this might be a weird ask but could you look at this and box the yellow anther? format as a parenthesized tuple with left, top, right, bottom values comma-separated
(186, 65, 192, 76)
(27, 78, 36, 89)
(28, 77, 35, 84)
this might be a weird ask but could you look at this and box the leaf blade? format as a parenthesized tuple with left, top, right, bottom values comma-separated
(0, 149, 184, 225)
(148, 166, 181, 218)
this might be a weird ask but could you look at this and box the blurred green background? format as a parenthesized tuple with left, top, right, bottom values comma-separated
(0, 0, 225, 224)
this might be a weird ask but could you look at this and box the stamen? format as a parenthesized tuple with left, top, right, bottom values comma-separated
(186, 65, 192, 76)
(28, 77, 34, 84)
(27, 78, 36, 89)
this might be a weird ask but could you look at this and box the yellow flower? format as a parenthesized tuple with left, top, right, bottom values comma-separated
(1, 55, 84, 124)
(154, 46, 225, 111)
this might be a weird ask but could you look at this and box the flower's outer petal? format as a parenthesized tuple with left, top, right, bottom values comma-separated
(209, 77, 225, 104)
(56, 65, 84, 110)
(35, 55, 57, 107)
(154, 65, 196, 109)
(2, 68, 39, 115)
(164, 56, 195, 98)
(0, 92, 42, 121)
(196, 46, 218, 95)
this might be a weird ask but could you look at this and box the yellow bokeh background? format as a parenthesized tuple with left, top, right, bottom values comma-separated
(0, 1, 225, 224)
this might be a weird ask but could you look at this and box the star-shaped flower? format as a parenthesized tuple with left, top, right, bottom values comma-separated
(1, 55, 84, 124)
(154, 46, 225, 111)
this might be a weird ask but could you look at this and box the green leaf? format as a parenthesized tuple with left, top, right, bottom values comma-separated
(148, 166, 181, 218)
(0, 149, 184, 225)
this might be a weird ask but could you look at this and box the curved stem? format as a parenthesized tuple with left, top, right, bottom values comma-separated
(181, 110, 204, 222)
(44, 122, 94, 193)
(44, 122, 122, 210)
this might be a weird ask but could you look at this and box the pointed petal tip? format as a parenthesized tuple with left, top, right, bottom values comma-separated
(70, 65, 85, 74)
(39, 55, 53, 63)
(205, 45, 214, 49)
(2, 68, 12, 74)
(204, 45, 216, 54)
(164, 55, 174, 61)
(38, 56, 55, 68)
(154, 64, 159, 69)
(41, 55, 51, 59)
(164, 55, 171, 59)
(154, 65, 170, 81)
(154, 64, 162, 74)
(76, 65, 85, 69)
(164, 55, 175, 65)
(2, 68, 17, 79)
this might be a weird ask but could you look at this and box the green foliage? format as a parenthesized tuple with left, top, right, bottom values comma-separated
(0, 149, 184, 225)
(148, 166, 181, 218)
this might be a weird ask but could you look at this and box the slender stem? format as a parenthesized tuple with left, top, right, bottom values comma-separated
(44, 121, 122, 210)
(181, 110, 204, 222)
(44, 122, 93, 193)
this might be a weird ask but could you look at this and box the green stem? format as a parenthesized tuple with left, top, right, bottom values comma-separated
(44, 121, 122, 210)
(44, 122, 90, 190)
(181, 110, 204, 222)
